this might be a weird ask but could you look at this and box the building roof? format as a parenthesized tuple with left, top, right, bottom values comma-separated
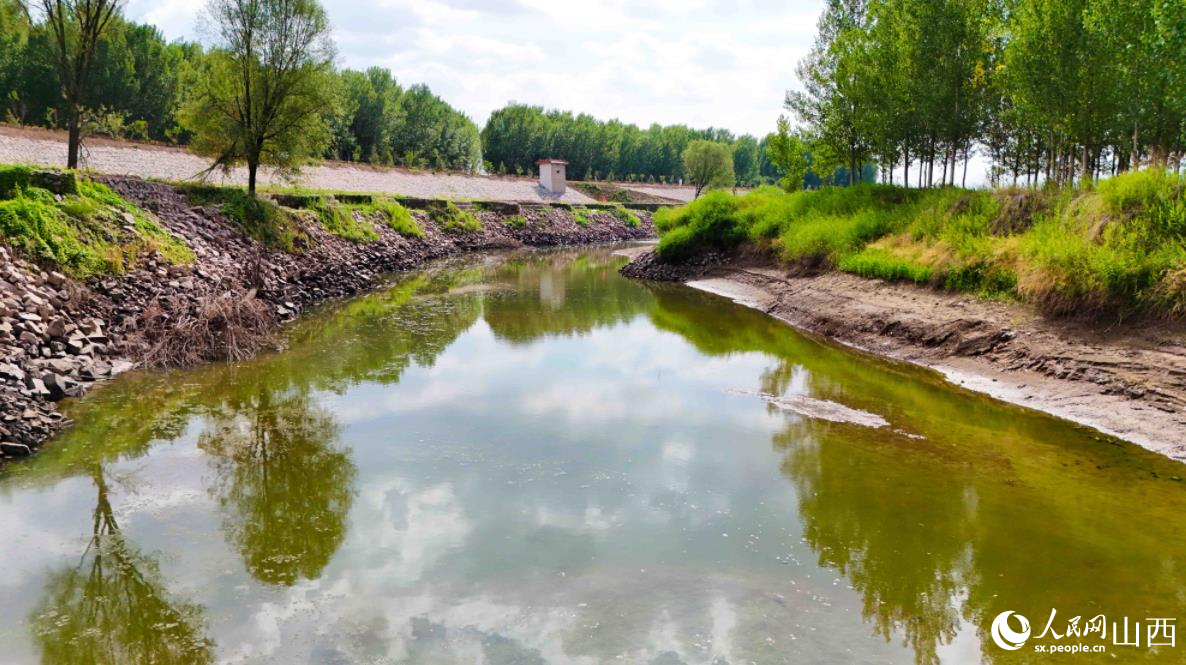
(536, 159, 569, 165)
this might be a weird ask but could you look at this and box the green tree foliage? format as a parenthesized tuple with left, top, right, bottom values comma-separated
(181, 0, 337, 195)
(765, 115, 810, 191)
(482, 103, 763, 184)
(683, 140, 735, 198)
(731, 134, 761, 186)
(390, 83, 482, 171)
(0, 0, 30, 120)
(792, 0, 1186, 187)
(3, 4, 482, 174)
(21, 0, 125, 168)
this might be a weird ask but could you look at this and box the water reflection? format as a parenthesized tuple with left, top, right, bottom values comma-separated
(199, 388, 354, 586)
(3, 247, 1185, 664)
(482, 252, 654, 343)
(647, 283, 1186, 664)
(30, 466, 214, 664)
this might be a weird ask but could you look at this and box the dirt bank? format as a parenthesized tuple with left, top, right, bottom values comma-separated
(621, 249, 1186, 462)
(0, 176, 654, 462)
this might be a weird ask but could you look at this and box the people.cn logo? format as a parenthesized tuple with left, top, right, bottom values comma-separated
(992, 611, 1032, 650)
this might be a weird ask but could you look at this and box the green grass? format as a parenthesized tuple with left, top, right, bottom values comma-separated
(652, 170, 1186, 319)
(182, 185, 307, 252)
(311, 201, 380, 243)
(837, 249, 933, 284)
(369, 199, 424, 238)
(573, 208, 591, 226)
(0, 166, 193, 277)
(504, 214, 527, 229)
(429, 201, 482, 234)
(611, 204, 641, 229)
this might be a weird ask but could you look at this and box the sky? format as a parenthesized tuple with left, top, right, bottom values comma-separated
(124, 0, 825, 139)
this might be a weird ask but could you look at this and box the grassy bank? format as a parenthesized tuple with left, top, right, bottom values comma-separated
(0, 166, 192, 277)
(654, 170, 1186, 319)
(182, 185, 429, 250)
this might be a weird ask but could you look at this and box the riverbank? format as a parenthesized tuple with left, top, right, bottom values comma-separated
(0, 175, 654, 461)
(620, 247, 1186, 462)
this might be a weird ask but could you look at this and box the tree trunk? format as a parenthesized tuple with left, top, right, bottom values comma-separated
(1131, 122, 1139, 171)
(962, 144, 969, 188)
(248, 162, 259, 197)
(66, 108, 81, 170)
(903, 146, 910, 189)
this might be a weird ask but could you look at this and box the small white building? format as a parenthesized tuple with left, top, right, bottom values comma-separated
(537, 159, 569, 195)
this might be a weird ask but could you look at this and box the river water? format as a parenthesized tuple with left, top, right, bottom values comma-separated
(1, 246, 1183, 664)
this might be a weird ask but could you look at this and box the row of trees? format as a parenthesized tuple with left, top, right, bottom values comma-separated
(791, 0, 1186, 188)
(0, 0, 483, 178)
(482, 103, 788, 186)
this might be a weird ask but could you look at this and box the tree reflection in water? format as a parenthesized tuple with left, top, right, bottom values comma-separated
(199, 388, 355, 587)
(30, 466, 214, 665)
(649, 285, 974, 665)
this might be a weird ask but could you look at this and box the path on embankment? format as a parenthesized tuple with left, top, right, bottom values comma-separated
(0, 125, 703, 203)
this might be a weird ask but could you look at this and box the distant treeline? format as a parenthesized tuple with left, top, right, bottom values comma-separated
(0, 1, 482, 171)
(790, 0, 1186, 187)
(481, 103, 798, 186)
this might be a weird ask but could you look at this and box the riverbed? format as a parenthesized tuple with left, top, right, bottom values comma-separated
(1, 246, 1183, 664)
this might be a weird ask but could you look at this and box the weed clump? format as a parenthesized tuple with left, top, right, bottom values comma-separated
(311, 200, 380, 243)
(611, 204, 641, 229)
(573, 208, 591, 226)
(429, 201, 482, 233)
(504, 214, 527, 229)
(837, 250, 933, 284)
(373, 200, 424, 238)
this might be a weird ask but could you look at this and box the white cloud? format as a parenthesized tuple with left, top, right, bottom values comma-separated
(127, 0, 826, 138)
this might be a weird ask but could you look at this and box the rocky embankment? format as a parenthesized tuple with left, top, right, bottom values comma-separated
(622, 249, 1186, 462)
(0, 176, 654, 462)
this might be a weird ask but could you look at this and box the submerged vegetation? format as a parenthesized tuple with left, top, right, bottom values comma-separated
(0, 166, 192, 276)
(655, 170, 1186, 319)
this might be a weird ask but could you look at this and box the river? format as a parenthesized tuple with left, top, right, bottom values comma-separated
(1, 246, 1183, 664)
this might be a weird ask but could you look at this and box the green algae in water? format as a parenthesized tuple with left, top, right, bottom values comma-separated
(1, 246, 1184, 664)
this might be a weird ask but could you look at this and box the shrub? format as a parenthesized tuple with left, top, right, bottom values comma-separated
(655, 191, 740, 261)
(573, 208, 591, 226)
(779, 208, 898, 264)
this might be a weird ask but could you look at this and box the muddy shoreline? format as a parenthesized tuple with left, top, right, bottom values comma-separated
(619, 247, 1186, 463)
(0, 177, 654, 462)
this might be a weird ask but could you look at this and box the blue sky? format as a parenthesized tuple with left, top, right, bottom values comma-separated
(125, 0, 824, 139)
